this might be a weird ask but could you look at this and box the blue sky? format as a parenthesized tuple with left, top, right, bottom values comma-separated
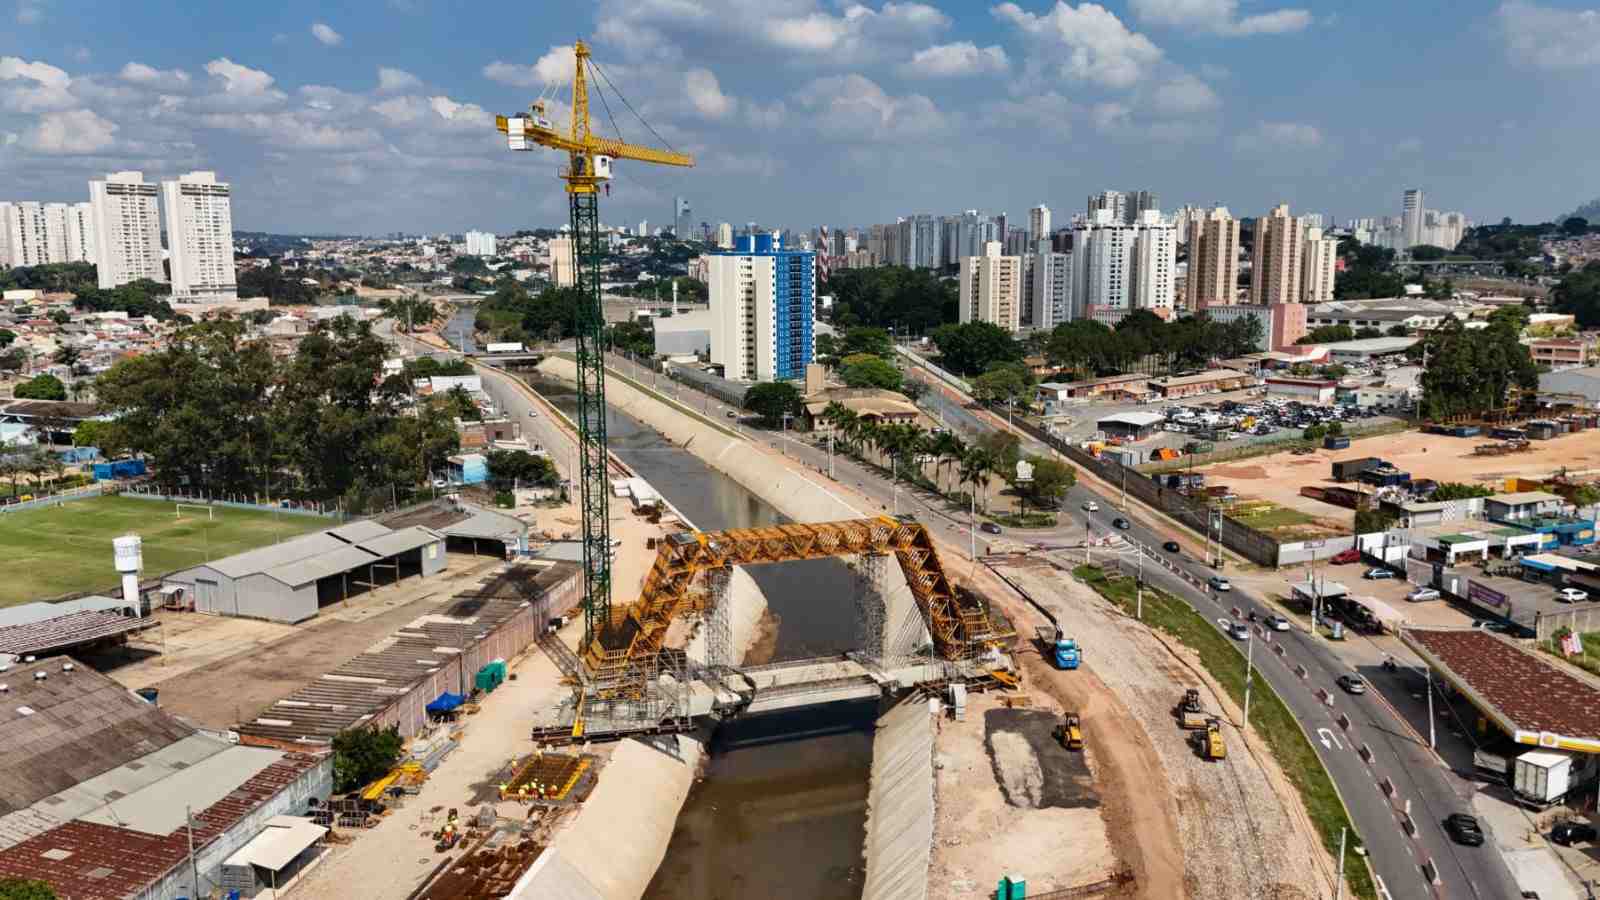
(3, 0, 1599, 235)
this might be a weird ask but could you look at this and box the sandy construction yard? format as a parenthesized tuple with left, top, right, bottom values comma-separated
(995, 559, 1334, 900)
(1198, 427, 1600, 521)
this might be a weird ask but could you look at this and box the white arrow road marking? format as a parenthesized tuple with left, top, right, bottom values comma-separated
(1317, 728, 1344, 750)
(1374, 874, 1393, 900)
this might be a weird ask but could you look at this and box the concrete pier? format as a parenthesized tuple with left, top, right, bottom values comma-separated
(861, 698, 936, 900)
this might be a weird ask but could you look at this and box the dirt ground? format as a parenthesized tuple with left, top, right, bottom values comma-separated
(1198, 427, 1600, 521)
(993, 559, 1334, 900)
(927, 692, 1117, 899)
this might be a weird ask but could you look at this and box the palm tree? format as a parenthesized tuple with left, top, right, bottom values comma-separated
(960, 448, 994, 513)
(935, 433, 967, 495)
(0, 455, 21, 499)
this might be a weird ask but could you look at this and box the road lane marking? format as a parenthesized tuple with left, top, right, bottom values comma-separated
(1317, 727, 1344, 750)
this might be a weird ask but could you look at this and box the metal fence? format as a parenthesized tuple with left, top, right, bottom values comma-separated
(122, 484, 343, 519)
(1136, 419, 1413, 474)
(0, 481, 109, 514)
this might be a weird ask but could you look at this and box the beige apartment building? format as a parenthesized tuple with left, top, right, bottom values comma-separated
(959, 241, 1022, 332)
(1250, 203, 1303, 306)
(1301, 226, 1339, 304)
(1184, 206, 1240, 308)
(548, 236, 576, 287)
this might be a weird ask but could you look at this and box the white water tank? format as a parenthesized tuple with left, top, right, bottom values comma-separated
(114, 535, 143, 574)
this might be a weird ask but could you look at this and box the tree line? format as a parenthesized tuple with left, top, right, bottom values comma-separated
(92, 316, 462, 511)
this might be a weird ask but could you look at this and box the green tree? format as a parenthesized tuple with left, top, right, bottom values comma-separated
(444, 385, 481, 421)
(1417, 315, 1539, 420)
(1018, 455, 1075, 508)
(0, 329, 14, 348)
(0, 348, 26, 373)
(1552, 262, 1600, 327)
(1302, 424, 1328, 441)
(1353, 326, 1382, 339)
(331, 725, 405, 793)
(0, 877, 59, 900)
(743, 381, 803, 427)
(13, 374, 66, 401)
(378, 295, 438, 333)
(47, 308, 70, 325)
(825, 266, 957, 332)
(1431, 482, 1494, 501)
(70, 419, 128, 458)
(1563, 217, 1590, 236)
(930, 322, 1021, 376)
(1296, 324, 1356, 345)
(1385, 324, 1412, 337)
(838, 354, 904, 391)
(1318, 364, 1348, 379)
(972, 363, 1030, 406)
(606, 319, 655, 357)
(485, 449, 558, 490)
(1409, 244, 1448, 261)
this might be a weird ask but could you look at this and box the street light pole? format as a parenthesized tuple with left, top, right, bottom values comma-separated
(1334, 827, 1347, 900)
(1136, 545, 1144, 620)
(1244, 627, 1255, 726)
(827, 432, 835, 479)
(969, 491, 976, 565)
(1426, 666, 1436, 750)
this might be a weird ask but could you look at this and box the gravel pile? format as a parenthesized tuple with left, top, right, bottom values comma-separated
(1003, 564, 1326, 900)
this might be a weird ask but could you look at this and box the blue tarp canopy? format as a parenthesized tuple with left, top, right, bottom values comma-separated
(1520, 556, 1559, 573)
(426, 691, 466, 714)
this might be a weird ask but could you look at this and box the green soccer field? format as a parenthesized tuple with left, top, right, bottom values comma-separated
(0, 495, 333, 606)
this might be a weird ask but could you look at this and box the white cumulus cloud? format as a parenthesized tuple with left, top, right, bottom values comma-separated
(1234, 120, 1323, 152)
(992, 1, 1164, 89)
(1129, 0, 1311, 35)
(1152, 72, 1219, 113)
(794, 73, 946, 140)
(311, 23, 343, 46)
(684, 68, 733, 118)
(377, 67, 421, 92)
(119, 62, 190, 88)
(901, 42, 1010, 77)
(22, 107, 116, 153)
(1496, 0, 1600, 69)
(205, 58, 279, 97)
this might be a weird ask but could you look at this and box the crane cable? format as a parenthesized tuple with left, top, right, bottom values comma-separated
(588, 59, 678, 155)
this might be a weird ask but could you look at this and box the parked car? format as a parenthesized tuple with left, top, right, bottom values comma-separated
(980, 522, 1003, 535)
(1266, 615, 1291, 631)
(1445, 813, 1485, 847)
(1111, 517, 1131, 530)
(1163, 540, 1181, 553)
(1082, 501, 1100, 512)
(1208, 576, 1231, 592)
(1362, 567, 1395, 580)
(1331, 548, 1361, 565)
(1551, 820, 1598, 846)
(1336, 675, 1367, 694)
(1406, 587, 1441, 602)
(1558, 587, 1589, 603)
(725, 410, 737, 418)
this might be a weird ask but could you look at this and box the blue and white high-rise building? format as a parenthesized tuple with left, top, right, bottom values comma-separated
(708, 233, 815, 382)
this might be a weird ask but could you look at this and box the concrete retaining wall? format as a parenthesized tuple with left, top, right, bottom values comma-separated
(861, 698, 936, 900)
(509, 735, 705, 900)
(537, 356, 927, 650)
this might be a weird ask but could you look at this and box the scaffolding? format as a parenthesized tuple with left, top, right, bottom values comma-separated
(854, 553, 889, 662)
(705, 566, 733, 669)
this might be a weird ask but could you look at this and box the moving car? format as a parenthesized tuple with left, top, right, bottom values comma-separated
(1163, 540, 1181, 553)
(1112, 517, 1130, 530)
(1265, 615, 1291, 631)
(1336, 675, 1367, 695)
(1330, 548, 1361, 565)
(980, 522, 1003, 535)
(725, 410, 737, 418)
(1551, 820, 1598, 846)
(1558, 587, 1589, 603)
(1082, 500, 1100, 512)
(1406, 587, 1441, 602)
(1227, 622, 1250, 640)
(1362, 567, 1395, 580)
(1445, 813, 1485, 847)
(1208, 576, 1231, 591)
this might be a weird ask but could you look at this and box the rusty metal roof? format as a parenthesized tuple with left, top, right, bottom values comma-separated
(0, 659, 192, 816)
(0, 611, 159, 657)
(1405, 627, 1600, 746)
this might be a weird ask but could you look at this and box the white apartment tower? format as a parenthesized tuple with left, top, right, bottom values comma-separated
(1402, 189, 1423, 249)
(1184, 207, 1240, 308)
(1129, 211, 1176, 318)
(1030, 251, 1072, 330)
(89, 171, 164, 289)
(716, 222, 734, 249)
(1028, 205, 1051, 246)
(65, 202, 95, 264)
(161, 171, 236, 301)
(1, 202, 50, 268)
(464, 230, 498, 256)
(1070, 210, 1133, 319)
(707, 233, 815, 382)
(1249, 204, 1303, 306)
(959, 241, 1022, 332)
(1301, 227, 1339, 304)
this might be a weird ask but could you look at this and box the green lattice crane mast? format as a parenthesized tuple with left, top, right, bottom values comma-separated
(495, 40, 694, 659)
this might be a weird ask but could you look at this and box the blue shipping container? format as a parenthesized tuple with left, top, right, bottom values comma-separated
(91, 458, 146, 481)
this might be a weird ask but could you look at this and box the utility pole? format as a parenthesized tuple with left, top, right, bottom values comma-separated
(187, 806, 199, 898)
(1120, 465, 1127, 509)
(1426, 666, 1436, 750)
(1243, 628, 1255, 726)
(969, 491, 976, 563)
(827, 432, 835, 479)
(1334, 827, 1347, 900)
(1136, 544, 1144, 620)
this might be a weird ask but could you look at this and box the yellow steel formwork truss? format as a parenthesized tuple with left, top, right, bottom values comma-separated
(582, 515, 1001, 682)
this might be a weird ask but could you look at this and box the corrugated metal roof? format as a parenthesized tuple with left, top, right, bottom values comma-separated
(444, 506, 526, 541)
(223, 815, 325, 871)
(76, 746, 285, 836)
(262, 545, 381, 587)
(0, 611, 158, 656)
(356, 525, 444, 559)
(0, 659, 193, 816)
(1489, 491, 1563, 506)
(201, 532, 351, 579)
(0, 597, 128, 629)
(327, 520, 392, 544)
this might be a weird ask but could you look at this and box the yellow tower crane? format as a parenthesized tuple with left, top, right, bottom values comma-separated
(494, 41, 694, 672)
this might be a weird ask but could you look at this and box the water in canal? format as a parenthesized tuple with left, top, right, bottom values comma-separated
(439, 303, 478, 354)
(526, 373, 871, 899)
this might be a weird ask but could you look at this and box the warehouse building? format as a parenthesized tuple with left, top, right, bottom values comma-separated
(0, 657, 331, 900)
(1097, 411, 1165, 442)
(164, 520, 447, 624)
(237, 560, 580, 748)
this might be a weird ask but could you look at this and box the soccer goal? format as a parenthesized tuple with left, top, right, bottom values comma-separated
(175, 503, 214, 521)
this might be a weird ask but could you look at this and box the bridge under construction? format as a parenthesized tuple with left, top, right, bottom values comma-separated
(532, 515, 1017, 744)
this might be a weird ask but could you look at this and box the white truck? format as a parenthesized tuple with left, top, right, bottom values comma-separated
(1513, 750, 1574, 807)
(485, 342, 525, 354)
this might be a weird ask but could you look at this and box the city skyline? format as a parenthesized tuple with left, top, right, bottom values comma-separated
(3, 1, 1598, 234)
